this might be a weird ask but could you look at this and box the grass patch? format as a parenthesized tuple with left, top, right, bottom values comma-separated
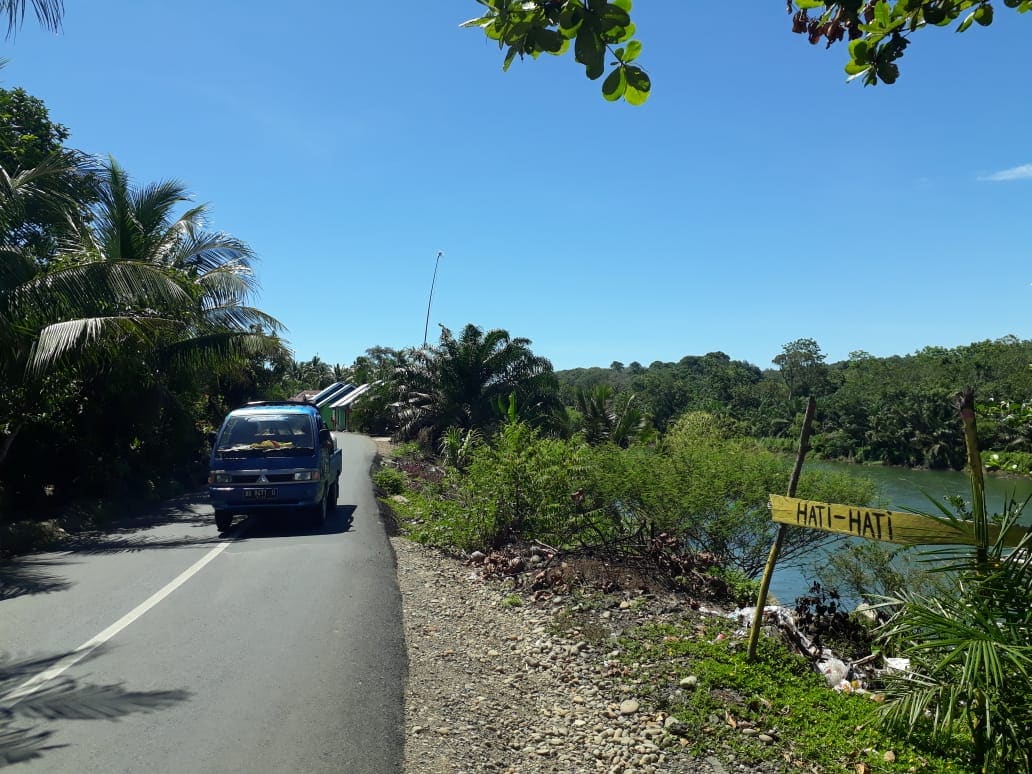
(616, 618, 971, 773)
(372, 467, 406, 495)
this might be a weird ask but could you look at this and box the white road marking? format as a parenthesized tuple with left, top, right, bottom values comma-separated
(3, 531, 240, 703)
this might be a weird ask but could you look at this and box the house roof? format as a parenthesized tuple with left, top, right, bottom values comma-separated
(329, 382, 378, 409)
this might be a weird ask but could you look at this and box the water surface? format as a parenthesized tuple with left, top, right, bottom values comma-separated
(767, 462, 1032, 605)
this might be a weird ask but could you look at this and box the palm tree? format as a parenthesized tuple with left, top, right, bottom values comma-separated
(332, 363, 350, 383)
(0, 154, 186, 465)
(28, 157, 285, 372)
(393, 323, 560, 446)
(0, 156, 285, 466)
(573, 384, 655, 447)
(300, 355, 333, 388)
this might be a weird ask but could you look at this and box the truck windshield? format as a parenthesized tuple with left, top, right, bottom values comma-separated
(216, 414, 315, 458)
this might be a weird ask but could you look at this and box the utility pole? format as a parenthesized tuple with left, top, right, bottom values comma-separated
(423, 251, 443, 348)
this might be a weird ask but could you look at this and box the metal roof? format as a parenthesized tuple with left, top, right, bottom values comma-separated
(309, 382, 346, 404)
(315, 383, 354, 408)
(328, 382, 376, 409)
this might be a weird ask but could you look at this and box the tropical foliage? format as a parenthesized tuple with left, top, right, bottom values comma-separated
(553, 336, 1032, 471)
(461, 0, 650, 104)
(572, 383, 655, 447)
(874, 392, 1032, 773)
(787, 0, 1031, 85)
(391, 323, 562, 446)
(388, 411, 876, 578)
(461, 1, 1030, 102)
(0, 87, 288, 515)
(0, 0, 62, 36)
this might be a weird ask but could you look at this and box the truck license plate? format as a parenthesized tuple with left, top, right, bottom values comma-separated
(245, 488, 278, 499)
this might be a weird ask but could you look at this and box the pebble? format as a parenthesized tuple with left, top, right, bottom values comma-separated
(393, 536, 764, 774)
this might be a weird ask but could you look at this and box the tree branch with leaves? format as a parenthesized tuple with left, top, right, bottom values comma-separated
(462, 0, 651, 104)
(790, 0, 1030, 85)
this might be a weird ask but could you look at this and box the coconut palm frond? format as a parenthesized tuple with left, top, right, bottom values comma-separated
(174, 228, 256, 274)
(159, 330, 288, 373)
(1, 0, 63, 37)
(192, 261, 260, 302)
(28, 314, 176, 374)
(199, 300, 284, 334)
(0, 245, 39, 292)
(131, 178, 194, 238)
(7, 259, 191, 322)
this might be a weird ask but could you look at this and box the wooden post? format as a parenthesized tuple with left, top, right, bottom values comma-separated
(956, 388, 988, 569)
(747, 396, 816, 662)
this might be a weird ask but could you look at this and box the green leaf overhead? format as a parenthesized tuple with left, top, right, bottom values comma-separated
(463, 0, 650, 105)
(788, 0, 1027, 85)
(601, 66, 626, 101)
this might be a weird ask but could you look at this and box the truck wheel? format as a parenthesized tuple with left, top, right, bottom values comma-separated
(328, 482, 339, 511)
(215, 510, 232, 533)
(309, 494, 327, 528)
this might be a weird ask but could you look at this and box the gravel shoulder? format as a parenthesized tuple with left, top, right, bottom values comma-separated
(392, 537, 737, 774)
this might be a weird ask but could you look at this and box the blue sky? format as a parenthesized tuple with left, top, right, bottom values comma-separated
(4, 2, 1029, 372)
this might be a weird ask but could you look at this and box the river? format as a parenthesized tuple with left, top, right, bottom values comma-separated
(766, 462, 1032, 606)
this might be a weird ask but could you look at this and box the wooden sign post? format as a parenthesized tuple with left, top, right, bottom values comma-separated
(746, 397, 816, 662)
(747, 392, 1030, 662)
(769, 495, 1029, 547)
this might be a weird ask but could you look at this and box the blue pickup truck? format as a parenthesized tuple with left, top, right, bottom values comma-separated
(208, 401, 343, 532)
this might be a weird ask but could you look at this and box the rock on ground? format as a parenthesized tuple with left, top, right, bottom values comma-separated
(393, 538, 737, 774)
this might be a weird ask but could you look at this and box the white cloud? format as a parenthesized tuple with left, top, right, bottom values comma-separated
(979, 164, 1032, 182)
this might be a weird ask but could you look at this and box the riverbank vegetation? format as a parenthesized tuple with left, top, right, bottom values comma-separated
(374, 340, 1031, 774)
(555, 337, 1032, 473)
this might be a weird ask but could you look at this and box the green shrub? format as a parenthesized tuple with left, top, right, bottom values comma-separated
(372, 467, 406, 495)
(391, 441, 423, 460)
(983, 450, 1032, 475)
(390, 415, 877, 582)
(755, 436, 798, 454)
(811, 540, 950, 603)
(875, 494, 1032, 773)
(706, 566, 760, 608)
(810, 429, 857, 460)
(390, 489, 497, 551)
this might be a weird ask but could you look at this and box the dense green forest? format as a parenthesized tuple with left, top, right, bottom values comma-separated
(555, 337, 1032, 472)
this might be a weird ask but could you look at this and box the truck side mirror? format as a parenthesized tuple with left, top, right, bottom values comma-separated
(319, 428, 333, 448)
(207, 432, 217, 447)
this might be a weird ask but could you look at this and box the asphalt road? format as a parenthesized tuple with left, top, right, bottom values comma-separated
(0, 433, 406, 773)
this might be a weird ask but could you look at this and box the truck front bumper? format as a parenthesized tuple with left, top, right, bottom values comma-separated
(209, 481, 322, 512)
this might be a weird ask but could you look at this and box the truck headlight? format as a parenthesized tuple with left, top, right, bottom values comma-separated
(293, 470, 320, 481)
(209, 472, 233, 484)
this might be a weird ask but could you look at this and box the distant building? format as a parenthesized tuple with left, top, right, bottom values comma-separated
(288, 383, 378, 430)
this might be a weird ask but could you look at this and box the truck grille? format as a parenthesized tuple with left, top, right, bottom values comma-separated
(230, 473, 297, 483)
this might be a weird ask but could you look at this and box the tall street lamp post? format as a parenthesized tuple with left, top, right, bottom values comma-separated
(423, 250, 443, 348)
